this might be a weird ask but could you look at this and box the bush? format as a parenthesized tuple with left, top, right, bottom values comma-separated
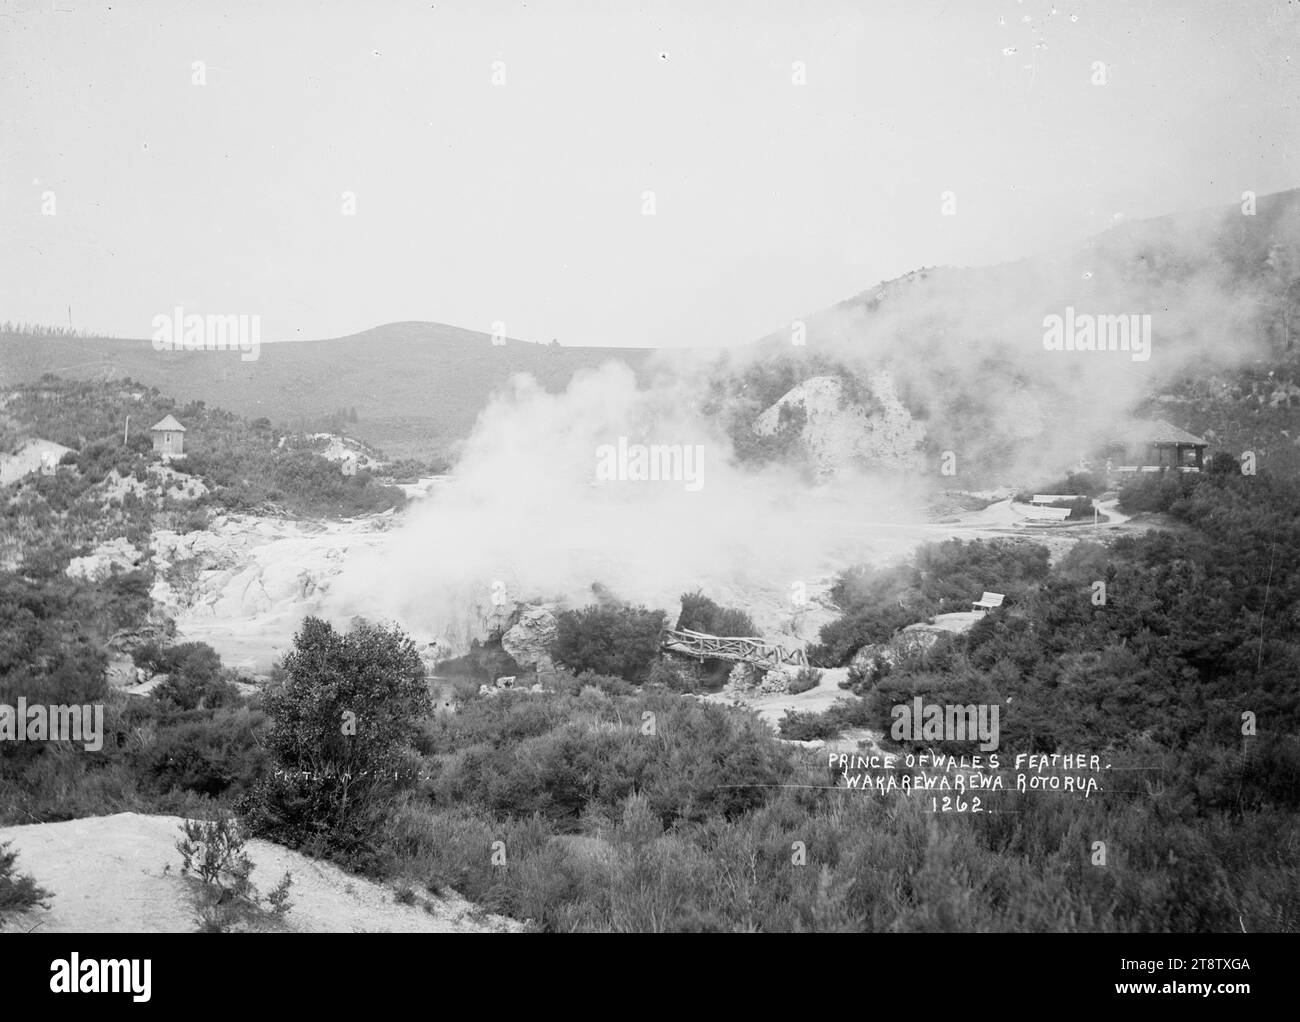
(787, 668, 821, 695)
(239, 617, 433, 869)
(1205, 451, 1239, 475)
(675, 592, 757, 637)
(179, 508, 209, 533)
(552, 604, 667, 683)
(778, 698, 873, 741)
(644, 657, 716, 693)
(1117, 473, 1190, 513)
(434, 636, 524, 684)
(176, 815, 293, 931)
(138, 707, 268, 798)
(143, 642, 241, 711)
(0, 842, 52, 920)
(574, 671, 636, 697)
(429, 690, 793, 829)
(176, 814, 254, 890)
(672, 592, 759, 678)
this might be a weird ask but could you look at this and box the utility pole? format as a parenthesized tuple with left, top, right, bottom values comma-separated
(124, 415, 130, 446)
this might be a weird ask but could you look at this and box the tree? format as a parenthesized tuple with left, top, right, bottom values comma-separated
(553, 605, 666, 682)
(676, 591, 757, 637)
(239, 617, 432, 860)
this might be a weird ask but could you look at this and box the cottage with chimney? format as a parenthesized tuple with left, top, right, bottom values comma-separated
(150, 414, 186, 459)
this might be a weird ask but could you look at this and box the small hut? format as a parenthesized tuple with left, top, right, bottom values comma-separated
(150, 415, 186, 459)
(1104, 419, 1207, 477)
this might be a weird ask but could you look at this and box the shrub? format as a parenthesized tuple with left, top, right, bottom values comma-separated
(176, 814, 254, 891)
(176, 815, 293, 932)
(0, 842, 52, 920)
(778, 698, 874, 741)
(434, 636, 524, 684)
(239, 617, 433, 869)
(138, 707, 268, 798)
(143, 642, 241, 711)
(1205, 451, 1239, 475)
(676, 592, 757, 637)
(429, 690, 793, 828)
(552, 604, 667, 683)
(394, 884, 417, 905)
(645, 657, 702, 692)
(1117, 473, 1190, 513)
(179, 508, 209, 533)
(574, 671, 636, 697)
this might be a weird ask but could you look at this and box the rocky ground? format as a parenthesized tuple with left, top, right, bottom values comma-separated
(146, 512, 396, 676)
(0, 437, 72, 486)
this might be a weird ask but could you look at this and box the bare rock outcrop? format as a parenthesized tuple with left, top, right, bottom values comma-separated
(753, 371, 926, 477)
(759, 668, 794, 694)
(65, 537, 144, 582)
(848, 624, 950, 686)
(501, 605, 558, 671)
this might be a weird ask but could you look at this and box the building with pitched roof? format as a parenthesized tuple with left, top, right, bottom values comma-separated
(1102, 419, 1208, 475)
(150, 414, 186, 459)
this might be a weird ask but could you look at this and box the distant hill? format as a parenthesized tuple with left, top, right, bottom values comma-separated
(5, 189, 1298, 475)
(0, 322, 655, 461)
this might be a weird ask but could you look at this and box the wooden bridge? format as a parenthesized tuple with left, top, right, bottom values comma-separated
(661, 627, 809, 670)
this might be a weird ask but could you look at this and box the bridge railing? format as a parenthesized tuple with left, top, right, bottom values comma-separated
(661, 627, 808, 669)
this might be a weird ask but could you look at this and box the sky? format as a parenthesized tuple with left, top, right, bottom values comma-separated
(1, 0, 1297, 348)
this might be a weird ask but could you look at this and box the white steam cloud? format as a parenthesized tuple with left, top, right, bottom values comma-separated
(324, 360, 927, 653)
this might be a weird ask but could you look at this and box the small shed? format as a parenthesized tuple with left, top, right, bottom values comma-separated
(150, 415, 186, 459)
(1104, 419, 1207, 475)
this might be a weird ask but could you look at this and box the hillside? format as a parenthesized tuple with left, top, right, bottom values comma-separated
(0, 322, 655, 462)
(714, 188, 1300, 482)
